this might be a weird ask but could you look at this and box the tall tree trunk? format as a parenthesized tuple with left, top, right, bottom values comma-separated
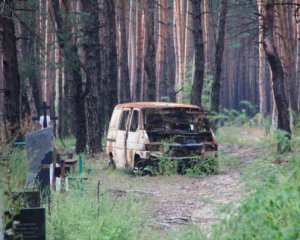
(183, 0, 193, 85)
(277, 3, 298, 125)
(81, 0, 102, 153)
(190, 0, 205, 108)
(144, 0, 156, 101)
(257, 0, 267, 117)
(52, 0, 87, 153)
(129, 0, 137, 100)
(210, 0, 228, 115)
(174, 0, 184, 101)
(99, 0, 118, 127)
(0, 1, 21, 138)
(117, 0, 131, 103)
(156, 0, 168, 100)
(263, 0, 291, 152)
(297, 15, 300, 111)
(135, 0, 144, 101)
(166, 0, 176, 102)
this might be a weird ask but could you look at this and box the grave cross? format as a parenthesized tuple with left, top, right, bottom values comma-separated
(33, 101, 58, 128)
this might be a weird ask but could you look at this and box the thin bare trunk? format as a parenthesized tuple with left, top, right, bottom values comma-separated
(210, 0, 228, 115)
(190, 0, 205, 108)
(129, 0, 137, 100)
(118, 0, 131, 103)
(257, 0, 267, 117)
(135, 0, 144, 101)
(144, 0, 156, 101)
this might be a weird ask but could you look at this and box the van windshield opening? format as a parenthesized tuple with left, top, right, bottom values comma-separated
(143, 108, 210, 133)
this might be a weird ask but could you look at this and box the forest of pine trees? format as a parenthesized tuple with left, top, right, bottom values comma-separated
(1, 0, 300, 153)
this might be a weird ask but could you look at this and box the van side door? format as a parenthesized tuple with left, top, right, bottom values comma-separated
(126, 109, 141, 168)
(114, 108, 131, 168)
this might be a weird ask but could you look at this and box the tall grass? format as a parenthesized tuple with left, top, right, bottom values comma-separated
(211, 156, 300, 240)
(47, 190, 151, 240)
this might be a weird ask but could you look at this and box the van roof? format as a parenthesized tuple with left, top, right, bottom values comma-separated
(115, 102, 201, 110)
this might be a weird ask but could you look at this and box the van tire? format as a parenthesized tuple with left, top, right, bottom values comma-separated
(108, 154, 116, 169)
(134, 155, 143, 169)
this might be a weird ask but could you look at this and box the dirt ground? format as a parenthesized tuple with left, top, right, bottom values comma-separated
(91, 145, 249, 232)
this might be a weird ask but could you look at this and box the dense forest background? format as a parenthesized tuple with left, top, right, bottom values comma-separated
(0, 0, 299, 153)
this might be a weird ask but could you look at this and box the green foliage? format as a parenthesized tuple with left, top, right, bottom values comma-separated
(47, 190, 148, 240)
(185, 155, 218, 177)
(201, 71, 213, 110)
(55, 137, 76, 148)
(0, 148, 28, 192)
(210, 101, 258, 128)
(166, 225, 205, 240)
(182, 61, 193, 104)
(157, 156, 178, 176)
(274, 130, 291, 154)
(212, 157, 300, 240)
(182, 61, 212, 110)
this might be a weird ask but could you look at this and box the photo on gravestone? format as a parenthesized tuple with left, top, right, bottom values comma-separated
(13, 208, 45, 240)
(25, 127, 53, 189)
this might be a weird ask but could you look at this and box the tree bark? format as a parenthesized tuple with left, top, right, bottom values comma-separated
(257, 0, 267, 117)
(166, 0, 176, 102)
(52, 0, 87, 153)
(117, 0, 131, 103)
(156, 0, 168, 100)
(129, 0, 137, 100)
(81, 0, 102, 153)
(144, 0, 156, 101)
(190, 0, 205, 108)
(0, 1, 21, 138)
(210, 0, 228, 115)
(263, 0, 291, 152)
(277, 3, 298, 125)
(99, 0, 118, 127)
(135, 0, 144, 101)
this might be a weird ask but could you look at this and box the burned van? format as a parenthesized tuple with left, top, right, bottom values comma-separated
(106, 102, 218, 170)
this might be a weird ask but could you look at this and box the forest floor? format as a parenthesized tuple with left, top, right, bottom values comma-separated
(85, 141, 258, 234)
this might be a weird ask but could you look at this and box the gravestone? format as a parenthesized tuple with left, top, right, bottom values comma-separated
(25, 127, 53, 188)
(13, 208, 45, 240)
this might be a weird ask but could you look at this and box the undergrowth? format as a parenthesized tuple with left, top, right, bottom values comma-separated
(47, 190, 149, 240)
(212, 156, 300, 240)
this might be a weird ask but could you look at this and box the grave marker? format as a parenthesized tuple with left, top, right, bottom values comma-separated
(25, 127, 53, 188)
(13, 208, 45, 240)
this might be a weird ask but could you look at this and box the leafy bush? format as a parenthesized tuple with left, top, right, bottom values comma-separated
(185, 155, 218, 177)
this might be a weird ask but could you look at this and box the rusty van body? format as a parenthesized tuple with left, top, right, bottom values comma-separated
(106, 102, 218, 170)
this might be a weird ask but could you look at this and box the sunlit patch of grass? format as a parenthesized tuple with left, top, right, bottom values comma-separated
(217, 125, 267, 147)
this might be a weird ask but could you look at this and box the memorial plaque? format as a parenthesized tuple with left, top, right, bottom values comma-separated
(14, 208, 45, 240)
(25, 127, 53, 186)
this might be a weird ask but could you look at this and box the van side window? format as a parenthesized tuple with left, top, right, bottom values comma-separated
(130, 110, 139, 132)
(119, 110, 130, 130)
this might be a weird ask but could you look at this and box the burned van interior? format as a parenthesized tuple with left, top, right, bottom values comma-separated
(143, 108, 217, 156)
